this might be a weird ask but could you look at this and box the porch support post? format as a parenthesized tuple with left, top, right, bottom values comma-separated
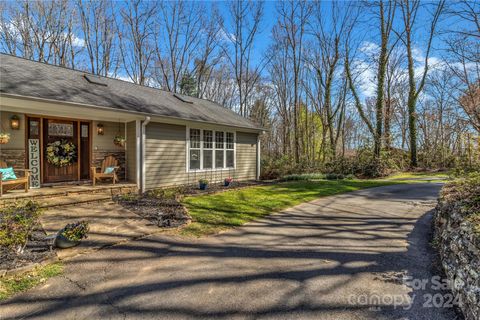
(140, 117, 151, 193)
(135, 120, 141, 191)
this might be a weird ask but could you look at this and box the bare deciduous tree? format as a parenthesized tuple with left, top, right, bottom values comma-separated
(345, 0, 397, 160)
(153, 0, 203, 93)
(118, 0, 157, 85)
(275, 0, 312, 163)
(306, 1, 352, 160)
(221, 0, 265, 117)
(77, 0, 118, 76)
(399, 0, 445, 167)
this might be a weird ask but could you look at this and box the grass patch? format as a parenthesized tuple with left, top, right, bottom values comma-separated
(180, 179, 398, 237)
(0, 262, 63, 301)
(385, 171, 450, 180)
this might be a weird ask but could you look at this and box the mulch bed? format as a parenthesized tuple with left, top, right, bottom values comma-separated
(182, 180, 274, 196)
(0, 223, 54, 271)
(113, 180, 275, 228)
(113, 195, 191, 228)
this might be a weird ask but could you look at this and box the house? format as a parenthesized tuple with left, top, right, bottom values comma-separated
(0, 54, 263, 193)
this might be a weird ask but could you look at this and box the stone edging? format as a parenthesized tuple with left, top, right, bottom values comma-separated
(434, 201, 480, 320)
(0, 255, 59, 278)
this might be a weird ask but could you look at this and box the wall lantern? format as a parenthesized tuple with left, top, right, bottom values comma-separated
(97, 123, 104, 135)
(10, 115, 20, 130)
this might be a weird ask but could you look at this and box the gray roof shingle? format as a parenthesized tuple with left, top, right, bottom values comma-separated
(0, 54, 262, 130)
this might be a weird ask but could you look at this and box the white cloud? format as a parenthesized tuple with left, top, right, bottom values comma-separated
(219, 28, 236, 43)
(411, 47, 444, 76)
(4, 21, 85, 48)
(352, 44, 453, 98)
(70, 34, 85, 47)
(412, 47, 424, 63)
(359, 41, 379, 55)
(352, 59, 377, 98)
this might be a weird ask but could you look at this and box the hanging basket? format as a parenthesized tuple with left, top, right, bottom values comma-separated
(113, 135, 126, 148)
(0, 133, 11, 144)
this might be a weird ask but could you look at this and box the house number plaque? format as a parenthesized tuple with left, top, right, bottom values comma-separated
(28, 139, 41, 188)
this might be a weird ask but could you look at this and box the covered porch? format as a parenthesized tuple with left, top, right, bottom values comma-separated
(0, 95, 143, 195)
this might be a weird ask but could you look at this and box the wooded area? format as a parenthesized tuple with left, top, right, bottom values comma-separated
(1, 0, 479, 177)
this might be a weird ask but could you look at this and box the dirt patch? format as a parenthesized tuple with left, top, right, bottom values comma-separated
(0, 224, 54, 271)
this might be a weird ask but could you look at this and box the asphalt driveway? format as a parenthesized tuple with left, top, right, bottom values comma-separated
(0, 183, 460, 319)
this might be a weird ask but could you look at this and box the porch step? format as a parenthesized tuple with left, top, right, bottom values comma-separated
(37, 193, 112, 208)
(0, 183, 137, 207)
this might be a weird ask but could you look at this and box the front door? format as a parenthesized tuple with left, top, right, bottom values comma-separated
(43, 119, 79, 183)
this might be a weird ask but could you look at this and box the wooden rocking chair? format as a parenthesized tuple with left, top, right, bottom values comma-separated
(91, 155, 120, 186)
(0, 160, 30, 196)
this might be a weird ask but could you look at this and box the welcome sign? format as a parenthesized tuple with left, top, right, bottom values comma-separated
(28, 139, 41, 188)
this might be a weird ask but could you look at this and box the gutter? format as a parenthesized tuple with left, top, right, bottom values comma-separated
(140, 116, 151, 193)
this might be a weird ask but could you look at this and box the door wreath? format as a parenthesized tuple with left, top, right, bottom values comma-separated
(46, 140, 77, 167)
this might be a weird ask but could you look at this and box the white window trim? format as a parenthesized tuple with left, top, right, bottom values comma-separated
(186, 126, 236, 173)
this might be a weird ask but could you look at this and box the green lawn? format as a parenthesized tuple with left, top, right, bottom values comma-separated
(384, 171, 450, 180)
(0, 262, 63, 301)
(181, 179, 399, 237)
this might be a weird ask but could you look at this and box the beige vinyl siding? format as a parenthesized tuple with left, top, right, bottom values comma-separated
(126, 121, 137, 183)
(144, 122, 188, 189)
(0, 111, 25, 149)
(144, 122, 258, 190)
(235, 132, 257, 180)
(92, 121, 126, 152)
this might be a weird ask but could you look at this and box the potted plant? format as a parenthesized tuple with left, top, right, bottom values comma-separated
(113, 135, 126, 147)
(198, 179, 209, 190)
(224, 177, 233, 187)
(55, 221, 89, 249)
(0, 132, 10, 144)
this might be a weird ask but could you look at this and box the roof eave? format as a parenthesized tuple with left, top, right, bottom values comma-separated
(0, 92, 266, 132)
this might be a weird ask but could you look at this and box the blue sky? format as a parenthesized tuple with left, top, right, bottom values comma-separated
(3, 0, 469, 99)
(216, 0, 470, 66)
(214, 0, 474, 98)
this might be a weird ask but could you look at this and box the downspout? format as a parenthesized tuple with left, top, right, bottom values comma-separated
(140, 116, 151, 193)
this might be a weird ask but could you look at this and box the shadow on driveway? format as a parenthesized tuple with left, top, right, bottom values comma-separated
(1, 183, 462, 319)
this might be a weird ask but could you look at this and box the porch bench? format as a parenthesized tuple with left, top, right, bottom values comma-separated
(0, 165, 30, 196)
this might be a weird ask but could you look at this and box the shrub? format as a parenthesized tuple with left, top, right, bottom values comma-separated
(280, 173, 325, 181)
(260, 156, 294, 180)
(261, 155, 326, 180)
(0, 200, 42, 254)
(146, 186, 187, 200)
(325, 173, 345, 180)
(116, 193, 139, 202)
(61, 221, 89, 242)
(450, 166, 480, 178)
(198, 179, 209, 185)
(440, 172, 480, 216)
(324, 147, 402, 178)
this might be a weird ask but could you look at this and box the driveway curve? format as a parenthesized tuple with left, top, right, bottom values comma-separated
(1, 183, 460, 319)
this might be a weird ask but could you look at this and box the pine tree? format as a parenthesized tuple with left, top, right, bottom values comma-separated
(179, 72, 197, 97)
